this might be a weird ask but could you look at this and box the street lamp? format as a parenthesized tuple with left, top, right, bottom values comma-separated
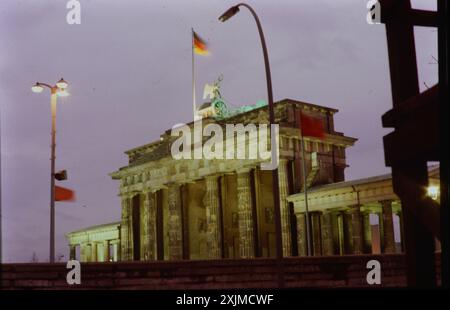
(31, 78, 69, 263)
(56, 78, 68, 89)
(218, 5, 240, 22)
(219, 3, 284, 287)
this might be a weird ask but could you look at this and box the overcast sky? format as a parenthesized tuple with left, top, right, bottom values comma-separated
(0, 0, 437, 262)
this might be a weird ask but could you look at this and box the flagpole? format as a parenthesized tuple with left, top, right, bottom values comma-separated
(192, 28, 197, 121)
(298, 111, 313, 256)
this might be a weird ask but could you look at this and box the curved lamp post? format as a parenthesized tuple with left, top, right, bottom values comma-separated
(219, 4, 285, 287)
(31, 78, 69, 263)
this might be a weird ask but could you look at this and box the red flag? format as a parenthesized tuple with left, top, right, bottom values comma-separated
(298, 111, 325, 138)
(55, 185, 75, 202)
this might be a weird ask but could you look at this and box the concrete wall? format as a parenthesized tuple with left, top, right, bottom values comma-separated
(0, 254, 441, 289)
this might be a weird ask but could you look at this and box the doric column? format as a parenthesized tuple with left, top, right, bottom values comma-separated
(376, 210, 384, 250)
(168, 183, 183, 260)
(204, 175, 222, 259)
(396, 210, 404, 252)
(140, 191, 149, 261)
(381, 200, 395, 253)
(337, 213, 345, 255)
(112, 242, 119, 261)
(371, 214, 382, 254)
(120, 194, 133, 261)
(296, 213, 307, 256)
(278, 159, 292, 257)
(148, 191, 157, 260)
(141, 191, 157, 260)
(362, 212, 372, 253)
(321, 211, 334, 256)
(102, 241, 110, 262)
(349, 205, 363, 254)
(311, 212, 322, 256)
(236, 168, 255, 258)
(80, 242, 88, 262)
(69, 245, 76, 260)
(91, 243, 97, 262)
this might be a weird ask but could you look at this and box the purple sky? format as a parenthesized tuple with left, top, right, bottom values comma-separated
(0, 0, 437, 262)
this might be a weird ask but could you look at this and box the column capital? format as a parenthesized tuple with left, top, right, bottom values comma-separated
(123, 190, 141, 198)
(361, 210, 373, 216)
(321, 209, 333, 215)
(236, 167, 253, 175)
(348, 204, 362, 212)
(394, 209, 402, 215)
(204, 174, 221, 182)
(379, 199, 393, 206)
(360, 205, 378, 214)
(278, 158, 289, 165)
(119, 192, 133, 199)
(142, 187, 162, 195)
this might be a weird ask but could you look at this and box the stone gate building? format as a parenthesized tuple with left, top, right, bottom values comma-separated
(66, 98, 438, 262)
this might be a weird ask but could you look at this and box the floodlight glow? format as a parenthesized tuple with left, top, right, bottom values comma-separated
(427, 186, 439, 200)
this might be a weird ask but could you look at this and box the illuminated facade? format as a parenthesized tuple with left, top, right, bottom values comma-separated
(67, 99, 432, 262)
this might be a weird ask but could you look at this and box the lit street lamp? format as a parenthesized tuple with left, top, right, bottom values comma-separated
(219, 3, 285, 287)
(31, 78, 69, 263)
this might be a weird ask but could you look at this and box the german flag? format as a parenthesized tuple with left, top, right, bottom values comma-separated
(193, 31, 209, 56)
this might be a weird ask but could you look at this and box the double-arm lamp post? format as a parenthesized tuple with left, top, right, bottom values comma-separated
(31, 78, 69, 263)
(219, 4, 285, 287)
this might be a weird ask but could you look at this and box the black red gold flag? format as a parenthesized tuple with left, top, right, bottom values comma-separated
(193, 31, 209, 55)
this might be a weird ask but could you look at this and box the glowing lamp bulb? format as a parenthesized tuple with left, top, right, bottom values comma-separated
(31, 83, 44, 93)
